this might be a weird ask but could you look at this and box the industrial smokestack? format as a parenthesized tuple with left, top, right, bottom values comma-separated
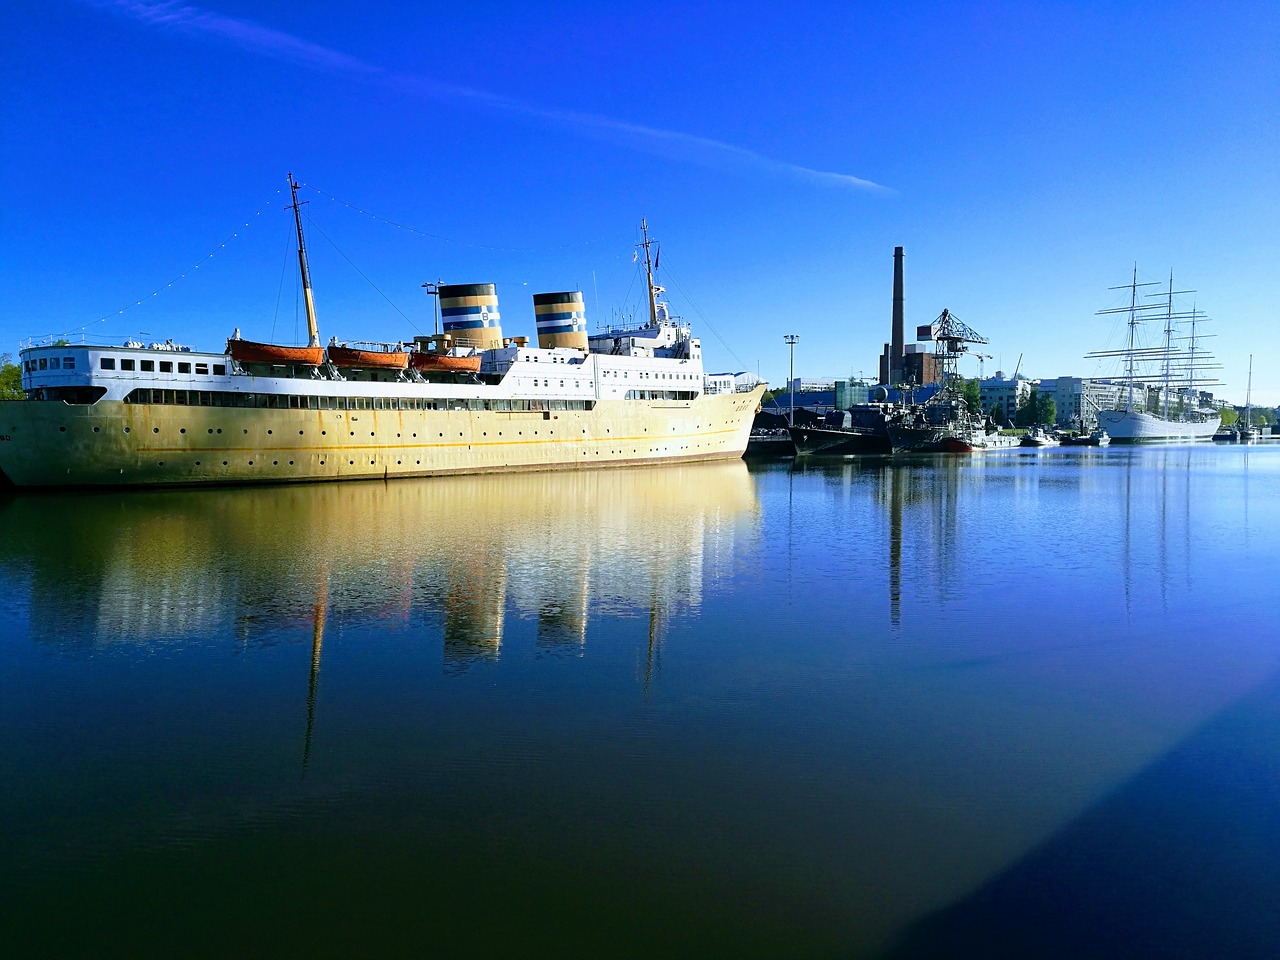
(890, 246, 905, 383)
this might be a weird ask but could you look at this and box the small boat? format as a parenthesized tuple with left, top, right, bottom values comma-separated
(327, 342, 410, 370)
(1061, 427, 1110, 446)
(409, 350, 482, 374)
(226, 335, 324, 366)
(1019, 426, 1060, 447)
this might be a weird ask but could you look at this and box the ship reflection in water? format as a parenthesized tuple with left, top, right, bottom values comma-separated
(5, 460, 758, 672)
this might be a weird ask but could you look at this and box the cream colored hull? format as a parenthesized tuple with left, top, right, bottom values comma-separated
(0, 388, 762, 488)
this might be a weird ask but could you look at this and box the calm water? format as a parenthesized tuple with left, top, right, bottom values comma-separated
(2, 448, 1279, 958)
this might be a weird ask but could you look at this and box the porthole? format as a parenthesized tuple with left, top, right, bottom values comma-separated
(288, 460, 294, 465)
(179, 428, 186, 434)
(349, 460, 354, 465)
(123, 427, 130, 434)
(248, 460, 254, 465)
(195, 461, 201, 466)
(299, 430, 304, 436)
(157, 461, 164, 466)
(216, 428, 222, 434)
(153, 427, 159, 434)
(93, 427, 100, 433)
(207, 428, 213, 434)
(321, 430, 326, 435)
(59, 426, 66, 433)
(222, 461, 228, 466)
(267, 429, 272, 435)
(273, 460, 278, 466)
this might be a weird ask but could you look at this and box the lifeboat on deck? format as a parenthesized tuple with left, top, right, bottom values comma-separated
(327, 343, 411, 370)
(409, 351, 482, 374)
(227, 337, 324, 366)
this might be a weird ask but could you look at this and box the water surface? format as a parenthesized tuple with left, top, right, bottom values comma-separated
(2, 448, 1278, 958)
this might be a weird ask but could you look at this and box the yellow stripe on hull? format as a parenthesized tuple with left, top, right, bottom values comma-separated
(0, 388, 763, 488)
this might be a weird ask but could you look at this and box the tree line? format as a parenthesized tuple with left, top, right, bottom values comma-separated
(1, 355, 22, 400)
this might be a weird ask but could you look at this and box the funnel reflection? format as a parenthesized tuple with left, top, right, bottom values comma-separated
(2, 461, 758, 669)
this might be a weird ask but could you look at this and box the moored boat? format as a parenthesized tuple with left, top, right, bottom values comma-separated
(0, 186, 762, 489)
(1019, 426, 1060, 447)
(790, 404, 894, 456)
(1085, 268, 1221, 443)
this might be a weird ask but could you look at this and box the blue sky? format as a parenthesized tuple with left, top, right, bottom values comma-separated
(3, 0, 1277, 403)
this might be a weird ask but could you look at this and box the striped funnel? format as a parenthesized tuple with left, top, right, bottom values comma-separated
(532, 291, 588, 351)
(439, 283, 503, 350)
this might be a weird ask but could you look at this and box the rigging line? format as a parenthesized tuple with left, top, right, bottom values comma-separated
(301, 181, 616, 252)
(58, 190, 284, 342)
(301, 211, 421, 333)
(271, 226, 293, 342)
(660, 261, 748, 370)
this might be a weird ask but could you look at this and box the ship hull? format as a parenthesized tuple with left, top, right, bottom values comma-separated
(0, 389, 762, 488)
(789, 425, 890, 456)
(1097, 410, 1219, 444)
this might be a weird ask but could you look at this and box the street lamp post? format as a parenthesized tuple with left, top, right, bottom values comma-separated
(784, 334, 799, 426)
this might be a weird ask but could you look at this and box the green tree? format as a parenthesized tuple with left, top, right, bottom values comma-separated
(1036, 392, 1057, 426)
(1219, 407, 1239, 427)
(1014, 390, 1036, 427)
(0, 353, 23, 400)
(959, 376, 982, 412)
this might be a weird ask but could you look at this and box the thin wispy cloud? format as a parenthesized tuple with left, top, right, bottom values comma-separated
(88, 0, 891, 194)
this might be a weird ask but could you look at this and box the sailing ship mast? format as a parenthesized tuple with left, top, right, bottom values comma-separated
(639, 218, 660, 327)
(288, 173, 321, 349)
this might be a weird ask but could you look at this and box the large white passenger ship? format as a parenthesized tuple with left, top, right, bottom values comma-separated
(0, 181, 761, 489)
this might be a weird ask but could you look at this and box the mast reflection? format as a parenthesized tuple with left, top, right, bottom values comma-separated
(4, 461, 757, 670)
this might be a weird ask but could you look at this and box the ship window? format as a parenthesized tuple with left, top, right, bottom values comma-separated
(160, 361, 173, 373)
(213, 364, 226, 376)
(100, 357, 115, 370)
(120, 359, 135, 371)
(23, 360, 32, 372)
(141, 360, 155, 372)
(195, 363, 209, 375)
(178, 362, 191, 374)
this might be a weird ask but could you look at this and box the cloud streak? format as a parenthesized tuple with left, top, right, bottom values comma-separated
(89, 0, 891, 194)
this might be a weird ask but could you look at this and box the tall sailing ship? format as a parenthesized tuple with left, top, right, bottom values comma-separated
(0, 177, 762, 489)
(1086, 268, 1221, 443)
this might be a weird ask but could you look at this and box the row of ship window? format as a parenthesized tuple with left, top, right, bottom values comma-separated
(24, 356, 76, 372)
(122, 388, 596, 412)
(101, 357, 227, 376)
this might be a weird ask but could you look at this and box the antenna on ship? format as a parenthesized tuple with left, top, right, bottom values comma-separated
(288, 173, 321, 348)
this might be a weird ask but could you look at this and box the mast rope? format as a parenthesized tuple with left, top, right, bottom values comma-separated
(45, 189, 284, 345)
(300, 181, 614, 252)
(302, 212, 422, 333)
(659, 258, 749, 371)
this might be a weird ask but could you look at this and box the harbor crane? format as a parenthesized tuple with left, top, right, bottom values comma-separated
(972, 352, 993, 380)
(915, 309, 989, 388)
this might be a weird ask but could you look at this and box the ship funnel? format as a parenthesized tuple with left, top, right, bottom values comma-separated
(532, 291, 588, 351)
(439, 283, 503, 351)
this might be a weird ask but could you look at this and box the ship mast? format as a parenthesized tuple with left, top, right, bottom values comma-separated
(288, 173, 321, 348)
(639, 218, 659, 326)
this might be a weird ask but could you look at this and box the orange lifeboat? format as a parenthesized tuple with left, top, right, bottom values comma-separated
(327, 344, 410, 370)
(227, 337, 325, 366)
(409, 351, 482, 374)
